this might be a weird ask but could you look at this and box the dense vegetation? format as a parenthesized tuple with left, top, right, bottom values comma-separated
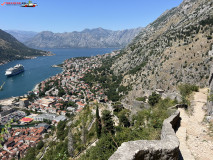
(81, 57, 130, 101)
(199, 16, 213, 26)
(128, 61, 147, 75)
(0, 29, 46, 63)
(148, 92, 161, 106)
(79, 97, 177, 160)
(57, 121, 69, 141)
(96, 106, 102, 139)
(178, 83, 199, 105)
(42, 139, 68, 160)
(69, 105, 97, 157)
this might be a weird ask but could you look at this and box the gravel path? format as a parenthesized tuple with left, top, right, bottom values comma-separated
(176, 88, 213, 160)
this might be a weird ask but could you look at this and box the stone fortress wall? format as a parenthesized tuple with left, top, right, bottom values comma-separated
(109, 105, 183, 160)
(208, 65, 213, 118)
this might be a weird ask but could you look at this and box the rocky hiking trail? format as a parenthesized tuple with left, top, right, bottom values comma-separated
(176, 88, 213, 160)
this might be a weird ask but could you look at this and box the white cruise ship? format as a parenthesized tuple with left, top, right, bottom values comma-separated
(5, 64, 24, 76)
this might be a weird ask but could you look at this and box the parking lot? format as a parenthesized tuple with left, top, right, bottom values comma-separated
(0, 111, 26, 124)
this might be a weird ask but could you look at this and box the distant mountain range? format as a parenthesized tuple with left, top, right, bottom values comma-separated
(1, 27, 142, 64)
(15, 27, 142, 48)
(4, 30, 38, 43)
(0, 29, 48, 65)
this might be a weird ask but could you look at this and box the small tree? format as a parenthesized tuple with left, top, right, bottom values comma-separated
(0, 120, 13, 148)
(96, 106, 102, 138)
(119, 113, 130, 127)
(68, 128, 74, 157)
(22, 147, 36, 160)
(148, 92, 161, 106)
(37, 140, 44, 150)
(102, 110, 114, 135)
(57, 121, 67, 140)
(58, 87, 65, 97)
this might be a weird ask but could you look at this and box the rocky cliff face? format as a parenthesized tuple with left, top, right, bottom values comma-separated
(110, 0, 213, 101)
(25, 27, 143, 48)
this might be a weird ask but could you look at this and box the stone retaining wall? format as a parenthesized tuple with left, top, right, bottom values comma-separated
(109, 110, 181, 160)
(208, 66, 213, 117)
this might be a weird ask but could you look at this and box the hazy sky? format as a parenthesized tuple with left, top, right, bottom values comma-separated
(0, 0, 183, 32)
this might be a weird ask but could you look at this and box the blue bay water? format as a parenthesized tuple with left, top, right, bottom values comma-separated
(0, 48, 118, 100)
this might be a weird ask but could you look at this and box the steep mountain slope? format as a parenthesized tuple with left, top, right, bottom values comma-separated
(0, 29, 48, 65)
(25, 27, 143, 48)
(110, 0, 213, 101)
(4, 30, 38, 42)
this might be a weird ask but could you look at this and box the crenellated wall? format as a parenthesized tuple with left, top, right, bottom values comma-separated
(109, 109, 181, 160)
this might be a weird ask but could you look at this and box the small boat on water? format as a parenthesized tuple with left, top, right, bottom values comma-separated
(5, 64, 24, 77)
(0, 82, 5, 91)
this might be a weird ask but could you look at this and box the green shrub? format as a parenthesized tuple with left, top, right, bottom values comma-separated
(37, 140, 44, 150)
(208, 94, 213, 102)
(178, 84, 199, 105)
(136, 96, 147, 102)
(128, 62, 147, 75)
(148, 92, 161, 106)
(118, 109, 130, 127)
(57, 121, 68, 140)
(207, 35, 212, 40)
(178, 84, 199, 97)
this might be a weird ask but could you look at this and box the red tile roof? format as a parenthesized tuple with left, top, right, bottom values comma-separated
(20, 117, 33, 123)
(76, 102, 85, 106)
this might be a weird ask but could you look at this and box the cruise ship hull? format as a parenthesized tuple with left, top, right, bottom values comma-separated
(5, 64, 25, 77)
(5, 69, 24, 76)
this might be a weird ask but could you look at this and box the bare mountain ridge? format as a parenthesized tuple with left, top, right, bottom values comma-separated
(4, 30, 38, 43)
(25, 27, 143, 48)
(109, 0, 213, 101)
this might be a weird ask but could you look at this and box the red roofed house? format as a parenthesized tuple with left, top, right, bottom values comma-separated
(20, 117, 33, 123)
(76, 102, 85, 108)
